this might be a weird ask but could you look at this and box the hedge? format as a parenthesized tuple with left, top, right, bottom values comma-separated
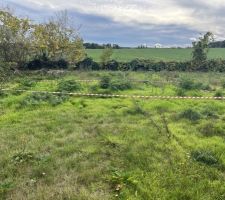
(76, 58, 225, 72)
(23, 58, 225, 72)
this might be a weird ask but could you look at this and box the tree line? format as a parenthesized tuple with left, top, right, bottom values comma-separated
(0, 8, 86, 69)
(0, 7, 224, 73)
(84, 43, 121, 49)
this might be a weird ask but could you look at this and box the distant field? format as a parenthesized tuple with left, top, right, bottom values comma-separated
(86, 48, 225, 62)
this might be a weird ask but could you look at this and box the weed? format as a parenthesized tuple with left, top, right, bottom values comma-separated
(176, 88, 186, 96)
(179, 78, 209, 91)
(110, 79, 132, 91)
(179, 109, 202, 121)
(222, 81, 225, 88)
(0, 181, 14, 199)
(57, 80, 81, 92)
(99, 75, 111, 89)
(109, 168, 138, 195)
(19, 79, 37, 89)
(214, 90, 224, 97)
(11, 152, 38, 164)
(199, 122, 224, 137)
(191, 150, 220, 166)
(126, 101, 146, 115)
(18, 93, 68, 108)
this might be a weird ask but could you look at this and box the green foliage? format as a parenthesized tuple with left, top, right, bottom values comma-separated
(0, 9, 85, 68)
(99, 75, 132, 91)
(179, 109, 202, 121)
(192, 32, 214, 65)
(11, 152, 38, 164)
(214, 90, 224, 97)
(191, 150, 220, 166)
(179, 78, 208, 90)
(19, 93, 67, 107)
(176, 88, 186, 96)
(100, 47, 113, 66)
(222, 81, 225, 88)
(57, 80, 81, 92)
(126, 102, 147, 115)
(199, 122, 224, 137)
(110, 79, 132, 91)
(19, 79, 37, 89)
(1, 71, 225, 199)
(0, 181, 14, 199)
(109, 168, 138, 195)
(99, 75, 111, 89)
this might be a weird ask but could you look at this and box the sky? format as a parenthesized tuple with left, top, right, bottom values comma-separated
(1, 0, 225, 47)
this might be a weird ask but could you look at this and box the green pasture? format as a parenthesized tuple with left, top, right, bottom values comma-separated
(1, 71, 225, 199)
(86, 48, 225, 62)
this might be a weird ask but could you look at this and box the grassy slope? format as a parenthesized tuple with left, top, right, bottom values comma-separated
(1, 71, 225, 200)
(86, 48, 225, 62)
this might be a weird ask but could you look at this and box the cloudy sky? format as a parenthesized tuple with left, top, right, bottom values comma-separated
(1, 0, 225, 47)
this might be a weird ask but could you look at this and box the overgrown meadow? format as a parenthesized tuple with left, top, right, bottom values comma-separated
(1, 71, 225, 200)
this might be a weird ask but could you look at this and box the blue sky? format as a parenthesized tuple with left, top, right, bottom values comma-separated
(1, 0, 225, 47)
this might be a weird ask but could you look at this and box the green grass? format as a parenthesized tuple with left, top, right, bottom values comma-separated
(86, 48, 225, 62)
(1, 71, 225, 199)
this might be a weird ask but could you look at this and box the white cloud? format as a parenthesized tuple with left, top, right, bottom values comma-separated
(4, 0, 225, 40)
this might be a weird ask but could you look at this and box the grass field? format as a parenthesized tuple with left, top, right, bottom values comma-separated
(86, 48, 225, 62)
(1, 71, 225, 199)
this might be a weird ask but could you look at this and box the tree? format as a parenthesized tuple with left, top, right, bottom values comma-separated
(32, 11, 85, 63)
(0, 9, 32, 66)
(100, 47, 113, 67)
(192, 32, 214, 64)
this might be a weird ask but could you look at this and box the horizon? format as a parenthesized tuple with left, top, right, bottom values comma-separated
(1, 0, 225, 47)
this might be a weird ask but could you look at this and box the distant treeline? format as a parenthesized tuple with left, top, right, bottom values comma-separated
(209, 41, 225, 48)
(84, 43, 121, 49)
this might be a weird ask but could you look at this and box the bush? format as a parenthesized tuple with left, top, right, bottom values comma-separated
(201, 107, 218, 119)
(76, 57, 100, 70)
(105, 60, 119, 71)
(222, 81, 225, 88)
(199, 122, 224, 137)
(179, 78, 201, 90)
(176, 88, 186, 96)
(179, 109, 201, 121)
(110, 79, 132, 91)
(99, 75, 111, 89)
(19, 79, 37, 89)
(57, 80, 81, 92)
(26, 56, 69, 70)
(214, 90, 224, 97)
(19, 93, 68, 108)
(191, 150, 220, 166)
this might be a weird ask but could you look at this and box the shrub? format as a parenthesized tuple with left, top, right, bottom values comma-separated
(200, 122, 224, 137)
(26, 56, 69, 70)
(214, 90, 224, 97)
(126, 102, 146, 115)
(191, 150, 220, 166)
(105, 60, 119, 71)
(19, 93, 68, 108)
(19, 79, 37, 89)
(76, 57, 100, 70)
(222, 81, 225, 88)
(179, 109, 201, 121)
(176, 88, 186, 96)
(99, 75, 111, 89)
(110, 79, 132, 91)
(11, 152, 38, 164)
(201, 106, 218, 118)
(57, 80, 81, 92)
